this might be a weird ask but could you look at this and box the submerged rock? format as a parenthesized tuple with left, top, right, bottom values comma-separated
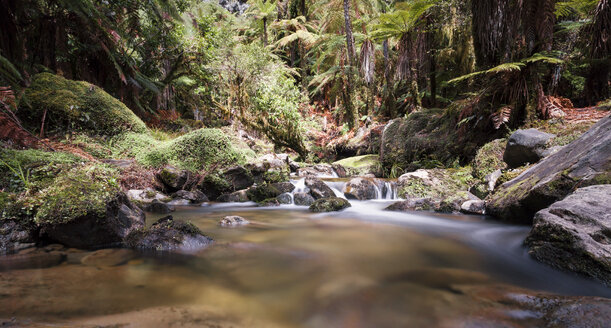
(309, 197, 351, 213)
(41, 193, 145, 249)
(525, 185, 611, 286)
(219, 216, 250, 227)
(294, 192, 315, 206)
(0, 248, 65, 271)
(503, 129, 555, 168)
(80, 248, 135, 267)
(343, 177, 379, 200)
(487, 116, 611, 223)
(305, 177, 335, 200)
(126, 216, 212, 252)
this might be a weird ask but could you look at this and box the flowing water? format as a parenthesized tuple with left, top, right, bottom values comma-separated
(1, 180, 610, 327)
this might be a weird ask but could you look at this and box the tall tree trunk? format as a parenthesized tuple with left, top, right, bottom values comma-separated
(585, 0, 611, 104)
(263, 17, 268, 46)
(342, 0, 358, 130)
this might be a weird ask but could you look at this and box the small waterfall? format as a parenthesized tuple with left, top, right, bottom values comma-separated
(289, 177, 400, 202)
(382, 181, 397, 200)
(292, 178, 307, 193)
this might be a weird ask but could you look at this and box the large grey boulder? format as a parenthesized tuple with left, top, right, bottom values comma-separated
(343, 178, 379, 200)
(222, 166, 254, 191)
(487, 116, 611, 224)
(503, 129, 555, 168)
(305, 177, 335, 199)
(525, 185, 611, 286)
(41, 193, 145, 249)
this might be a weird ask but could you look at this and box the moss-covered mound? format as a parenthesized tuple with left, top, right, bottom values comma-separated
(0, 148, 82, 193)
(32, 165, 120, 225)
(139, 128, 252, 172)
(472, 139, 507, 179)
(309, 197, 351, 212)
(20, 73, 148, 136)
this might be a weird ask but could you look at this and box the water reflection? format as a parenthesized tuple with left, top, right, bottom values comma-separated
(0, 203, 609, 327)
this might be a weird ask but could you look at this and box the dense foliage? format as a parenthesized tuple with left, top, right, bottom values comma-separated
(0, 0, 609, 157)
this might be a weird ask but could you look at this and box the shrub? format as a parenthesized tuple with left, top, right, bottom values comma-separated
(139, 128, 250, 172)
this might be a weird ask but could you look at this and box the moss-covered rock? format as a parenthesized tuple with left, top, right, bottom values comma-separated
(246, 184, 281, 202)
(487, 116, 611, 224)
(309, 197, 351, 212)
(20, 73, 147, 136)
(262, 169, 289, 183)
(32, 165, 120, 225)
(333, 155, 381, 177)
(472, 139, 507, 179)
(380, 108, 498, 174)
(139, 128, 250, 172)
(0, 148, 81, 193)
(198, 173, 232, 200)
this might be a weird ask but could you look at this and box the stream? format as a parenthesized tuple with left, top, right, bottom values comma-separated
(1, 178, 610, 327)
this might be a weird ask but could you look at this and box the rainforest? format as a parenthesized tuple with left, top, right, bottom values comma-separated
(0, 0, 610, 327)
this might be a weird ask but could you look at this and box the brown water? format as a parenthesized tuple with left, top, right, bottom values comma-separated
(1, 201, 610, 327)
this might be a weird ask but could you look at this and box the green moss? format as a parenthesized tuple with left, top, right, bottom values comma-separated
(20, 73, 148, 136)
(472, 138, 507, 179)
(0, 148, 81, 192)
(525, 119, 595, 148)
(397, 167, 475, 200)
(246, 184, 281, 202)
(111, 132, 158, 159)
(263, 170, 288, 183)
(139, 128, 248, 172)
(309, 197, 351, 212)
(333, 154, 381, 176)
(32, 164, 120, 225)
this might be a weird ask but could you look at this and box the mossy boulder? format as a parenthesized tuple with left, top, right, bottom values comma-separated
(198, 173, 232, 201)
(309, 197, 351, 213)
(29, 165, 145, 248)
(246, 184, 281, 202)
(472, 139, 507, 179)
(20, 73, 147, 136)
(397, 167, 476, 213)
(487, 116, 611, 224)
(380, 108, 495, 174)
(140, 128, 249, 172)
(333, 155, 381, 177)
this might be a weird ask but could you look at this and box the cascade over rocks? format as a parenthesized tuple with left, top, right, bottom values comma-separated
(41, 193, 145, 249)
(503, 129, 555, 168)
(525, 185, 611, 286)
(487, 116, 611, 224)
